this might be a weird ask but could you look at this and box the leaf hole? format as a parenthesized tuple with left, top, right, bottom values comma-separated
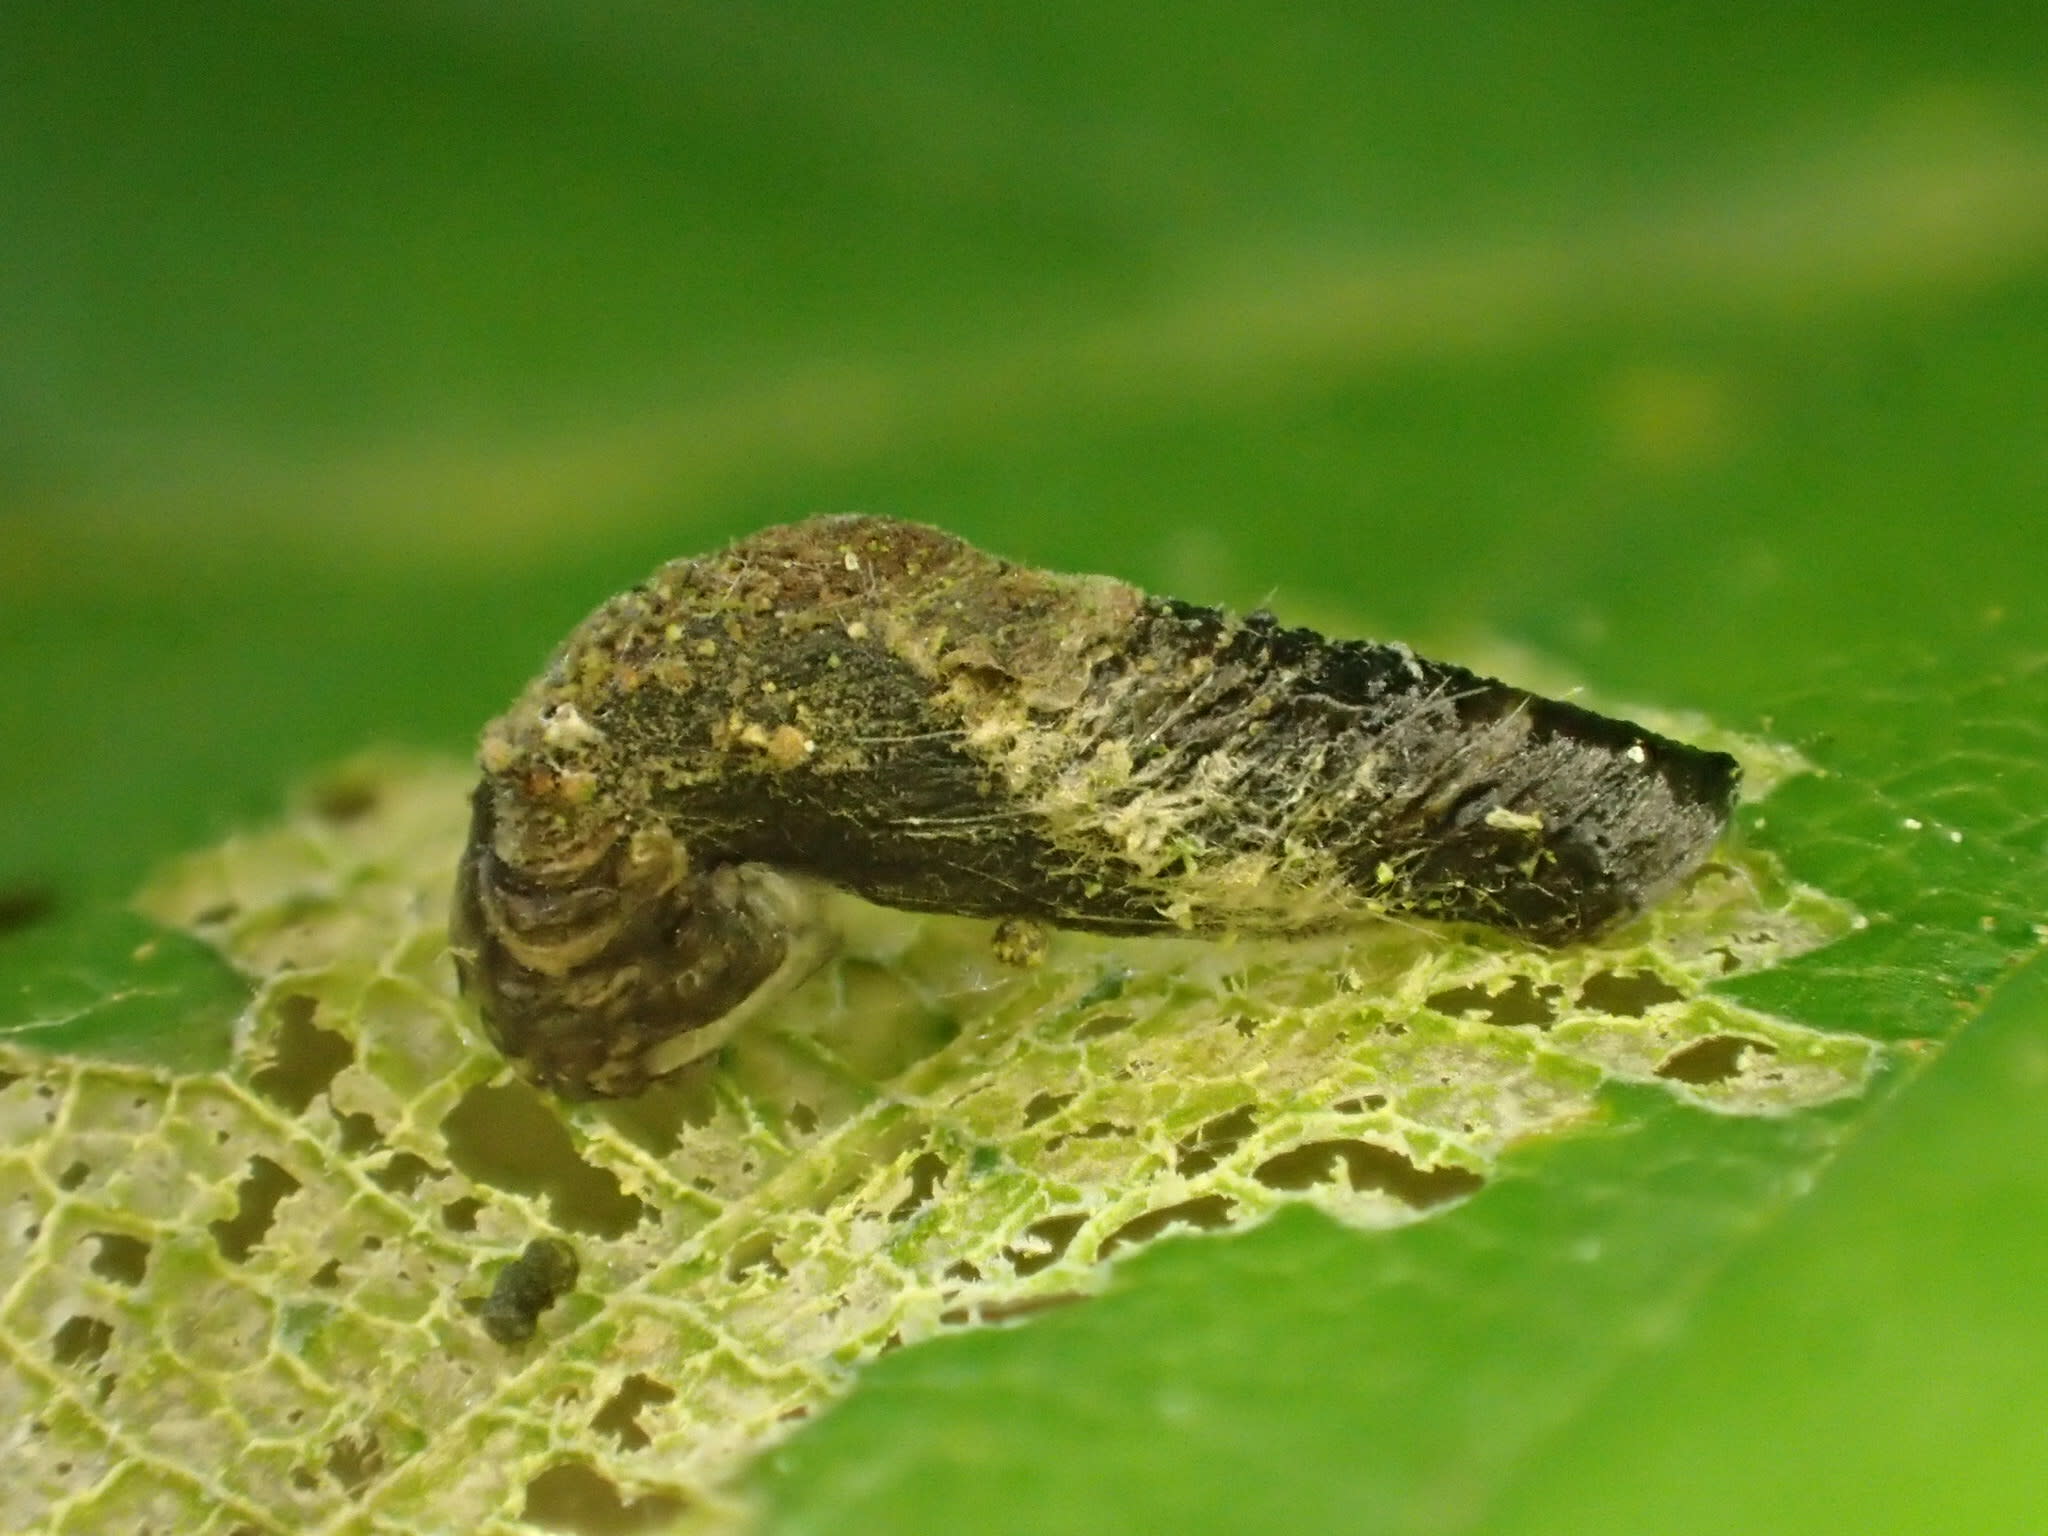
(1174, 1104, 1258, 1177)
(1576, 968, 1686, 1016)
(334, 1111, 383, 1156)
(210, 1155, 301, 1262)
(369, 1152, 439, 1197)
(441, 1082, 647, 1237)
(325, 1432, 384, 1495)
(520, 1458, 687, 1534)
(973, 1291, 1087, 1325)
(443, 1197, 484, 1233)
(1043, 1120, 1129, 1153)
(87, 1232, 151, 1286)
(1020, 1090, 1074, 1127)
(1656, 1034, 1777, 1085)
(591, 1067, 722, 1158)
(1331, 1092, 1390, 1114)
(725, 1231, 788, 1282)
(1073, 1009, 1135, 1041)
(886, 1151, 950, 1221)
(1426, 975, 1561, 1026)
(1100, 1194, 1238, 1257)
(249, 995, 355, 1115)
(51, 1313, 114, 1370)
(1004, 1212, 1087, 1276)
(1252, 1139, 1484, 1208)
(592, 1373, 676, 1452)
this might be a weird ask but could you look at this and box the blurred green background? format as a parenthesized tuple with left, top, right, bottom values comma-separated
(3, 3, 2045, 1532)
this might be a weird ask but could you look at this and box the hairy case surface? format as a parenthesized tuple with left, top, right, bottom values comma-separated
(452, 516, 1738, 1096)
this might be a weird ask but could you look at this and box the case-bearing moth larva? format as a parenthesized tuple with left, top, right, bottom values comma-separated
(452, 516, 1737, 1098)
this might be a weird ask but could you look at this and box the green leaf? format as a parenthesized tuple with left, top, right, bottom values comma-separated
(758, 658, 2048, 1536)
(3, 4, 2044, 1534)
(1491, 947, 2048, 1536)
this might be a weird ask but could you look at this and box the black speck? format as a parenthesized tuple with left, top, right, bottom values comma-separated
(1656, 1034, 1775, 1085)
(480, 1238, 580, 1347)
(0, 884, 56, 936)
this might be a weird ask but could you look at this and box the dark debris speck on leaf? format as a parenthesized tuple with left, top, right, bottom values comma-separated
(480, 1237, 580, 1347)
